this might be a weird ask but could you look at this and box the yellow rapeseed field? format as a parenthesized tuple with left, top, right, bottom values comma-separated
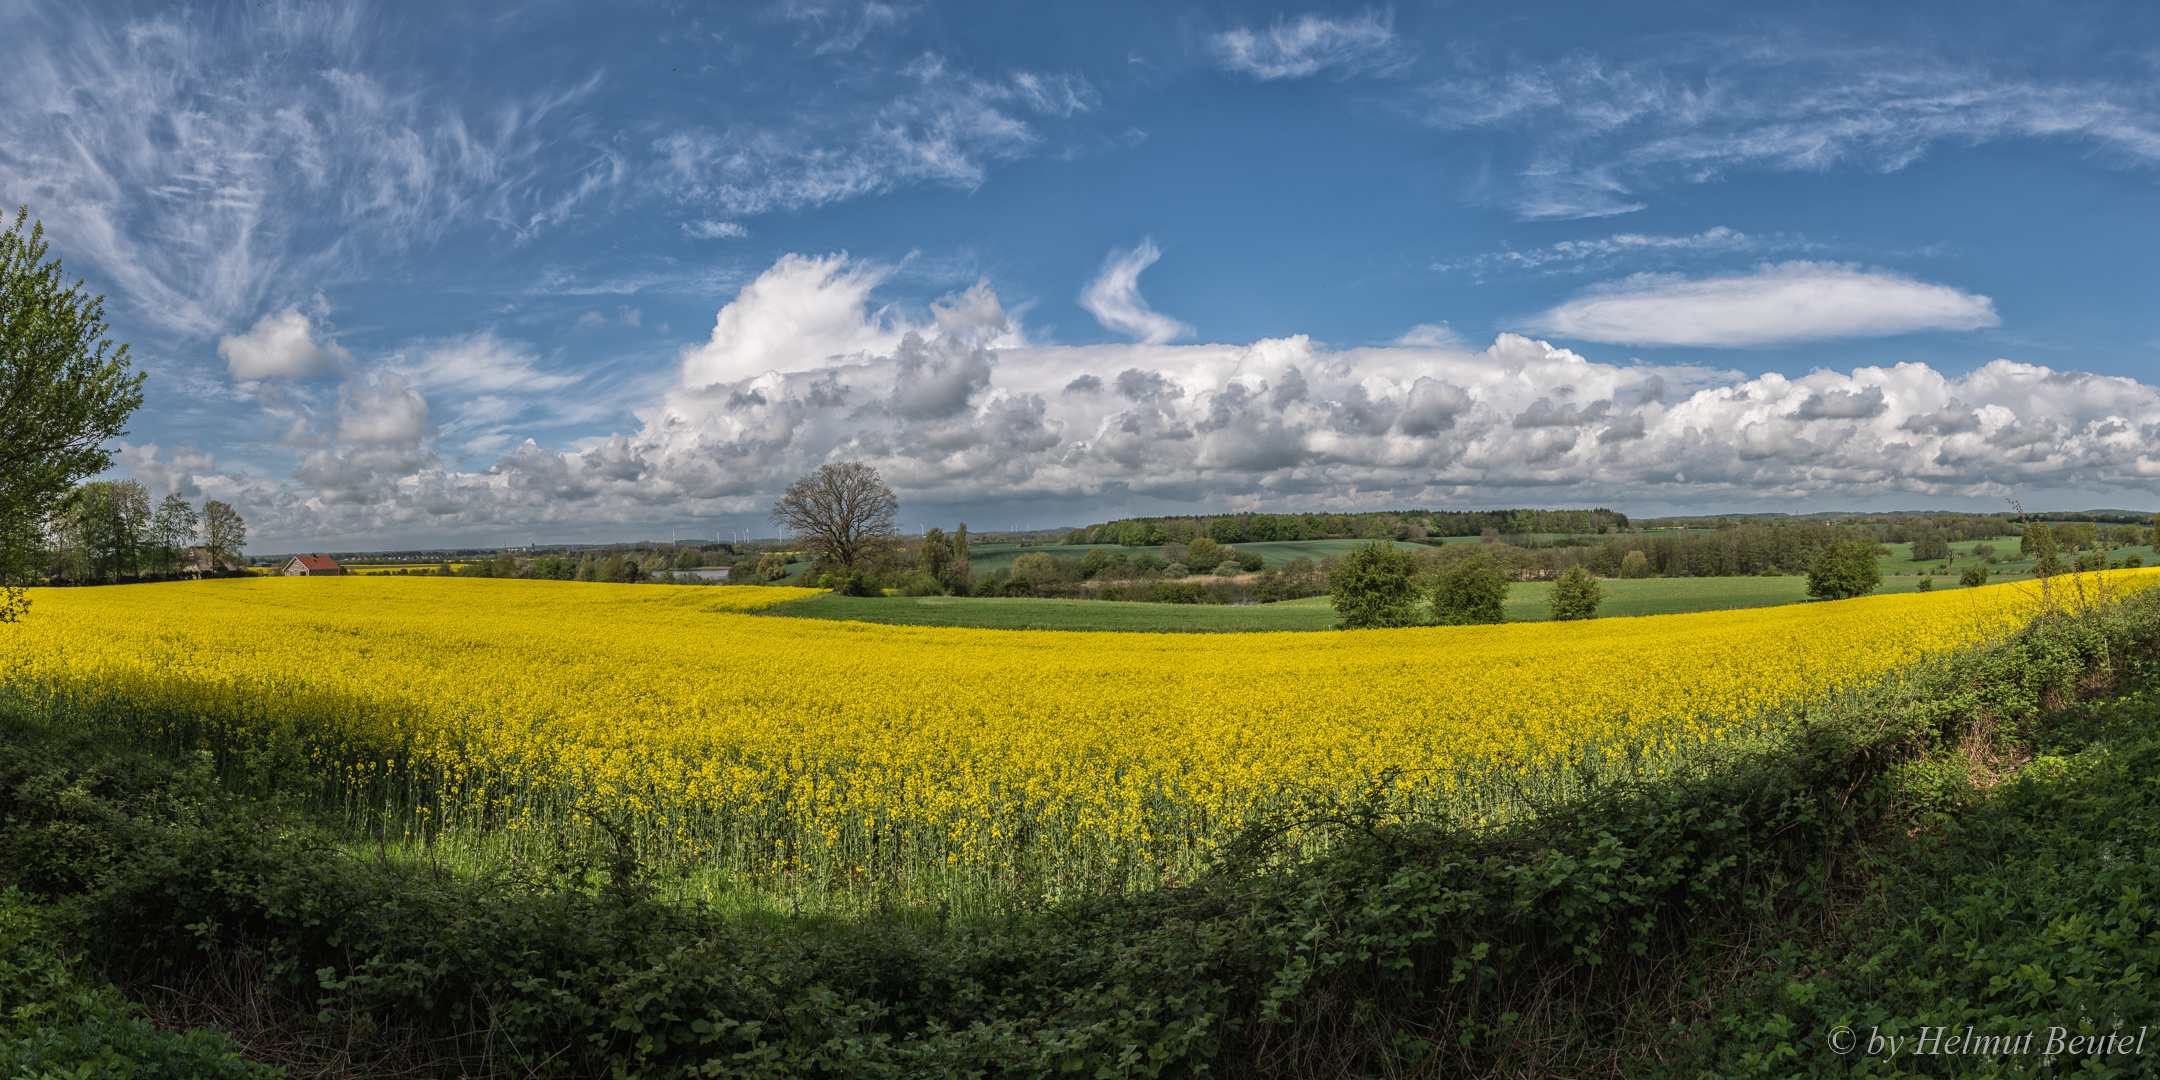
(0, 573, 2139, 898)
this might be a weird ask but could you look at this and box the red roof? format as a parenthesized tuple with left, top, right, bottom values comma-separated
(292, 554, 342, 571)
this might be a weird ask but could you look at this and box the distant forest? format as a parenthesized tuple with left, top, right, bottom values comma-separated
(1063, 508, 1630, 547)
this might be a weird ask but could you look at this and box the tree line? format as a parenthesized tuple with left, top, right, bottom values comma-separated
(1064, 507, 1630, 547)
(32, 480, 248, 584)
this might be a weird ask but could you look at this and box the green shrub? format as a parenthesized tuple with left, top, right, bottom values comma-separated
(1546, 565, 1603, 620)
(1327, 541, 1425, 629)
(1432, 550, 1509, 625)
(1805, 538, 1883, 600)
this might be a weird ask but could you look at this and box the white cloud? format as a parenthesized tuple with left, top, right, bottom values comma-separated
(685, 220, 749, 239)
(1526, 262, 2000, 347)
(1213, 11, 1401, 81)
(1393, 322, 1467, 348)
(1080, 239, 1192, 345)
(148, 254, 2160, 544)
(218, 306, 352, 379)
(651, 59, 1087, 217)
(1424, 46, 2160, 219)
(1435, 226, 1793, 276)
(0, 7, 618, 337)
(678, 254, 912, 388)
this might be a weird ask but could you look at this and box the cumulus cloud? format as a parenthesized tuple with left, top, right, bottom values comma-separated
(218, 306, 352, 379)
(1081, 239, 1192, 344)
(1213, 11, 1401, 81)
(1527, 262, 2000, 347)
(150, 252, 2160, 544)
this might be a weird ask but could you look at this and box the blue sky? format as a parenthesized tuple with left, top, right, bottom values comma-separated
(7, 0, 2160, 548)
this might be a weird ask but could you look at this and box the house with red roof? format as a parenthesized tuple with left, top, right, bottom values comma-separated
(281, 554, 346, 576)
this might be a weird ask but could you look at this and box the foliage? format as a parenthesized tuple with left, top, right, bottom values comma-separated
(1433, 549, 1510, 624)
(1546, 565, 1604, 620)
(1961, 562, 1991, 588)
(1, 208, 146, 621)
(199, 500, 246, 572)
(1805, 538, 1885, 600)
(1325, 541, 1425, 629)
(770, 462, 899, 570)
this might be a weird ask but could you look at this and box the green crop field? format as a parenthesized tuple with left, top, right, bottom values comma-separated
(764, 592, 1340, 631)
(762, 571, 2051, 631)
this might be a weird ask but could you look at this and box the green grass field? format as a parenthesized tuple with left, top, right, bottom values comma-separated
(764, 592, 1341, 631)
(763, 572, 2049, 631)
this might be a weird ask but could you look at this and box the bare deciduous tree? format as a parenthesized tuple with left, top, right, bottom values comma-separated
(770, 462, 899, 570)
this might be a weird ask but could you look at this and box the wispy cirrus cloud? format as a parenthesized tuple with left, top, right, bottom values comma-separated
(651, 56, 1094, 218)
(1526, 261, 2000, 347)
(0, 3, 622, 338)
(1212, 10, 1403, 81)
(1425, 44, 2160, 219)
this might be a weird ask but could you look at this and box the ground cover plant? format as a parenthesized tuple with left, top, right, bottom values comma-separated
(4, 571, 2158, 1077)
(0, 574, 2106, 916)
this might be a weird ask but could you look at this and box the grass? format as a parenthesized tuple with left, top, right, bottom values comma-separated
(765, 591, 1341, 631)
(765, 573, 2047, 631)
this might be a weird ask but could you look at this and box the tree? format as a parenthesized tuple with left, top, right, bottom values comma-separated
(918, 527, 951, 584)
(150, 494, 198, 576)
(1547, 565, 1604, 621)
(70, 479, 150, 581)
(1184, 537, 1223, 572)
(1327, 541, 1424, 629)
(1433, 551, 1510, 625)
(1913, 533, 1950, 561)
(1, 208, 145, 619)
(200, 500, 246, 571)
(1619, 550, 1651, 579)
(947, 523, 974, 593)
(1804, 539, 1883, 600)
(1961, 562, 1990, 588)
(771, 462, 899, 571)
(1081, 547, 1108, 579)
(2027, 520, 2066, 578)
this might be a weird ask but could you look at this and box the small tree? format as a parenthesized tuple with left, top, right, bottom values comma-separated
(1184, 537, 1223, 573)
(1619, 550, 1651, 579)
(1081, 547, 1108, 579)
(1546, 565, 1603, 621)
(2028, 520, 2066, 578)
(1433, 551, 1510, 625)
(1960, 562, 1989, 588)
(772, 461, 899, 571)
(150, 494, 198, 576)
(1327, 541, 1424, 629)
(947, 523, 974, 593)
(918, 527, 951, 584)
(199, 500, 246, 571)
(1804, 538, 1883, 600)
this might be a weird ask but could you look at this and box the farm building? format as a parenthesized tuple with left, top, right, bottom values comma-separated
(281, 554, 346, 576)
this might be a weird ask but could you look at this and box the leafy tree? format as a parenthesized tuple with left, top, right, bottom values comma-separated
(1, 208, 145, 618)
(672, 548, 701, 570)
(1804, 539, 1883, 600)
(1913, 533, 1950, 561)
(1917, 576, 1933, 592)
(755, 553, 788, 581)
(1184, 537, 1223, 572)
(199, 500, 246, 571)
(1619, 550, 1652, 579)
(2027, 520, 2066, 578)
(1960, 562, 1990, 588)
(1233, 549, 1263, 572)
(770, 462, 899, 570)
(150, 494, 198, 575)
(947, 523, 974, 593)
(74, 480, 150, 580)
(1081, 547, 1108, 579)
(1324, 541, 1424, 629)
(1546, 565, 1603, 621)
(918, 527, 951, 585)
(1433, 551, 1510, 625)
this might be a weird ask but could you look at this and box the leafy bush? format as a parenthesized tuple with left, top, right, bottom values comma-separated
(1805, 538, 1883, 600)
(1432, 549, 1509, 624)
(1546, 565, 1604, 620)
(1327, 541, 1424, 629)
